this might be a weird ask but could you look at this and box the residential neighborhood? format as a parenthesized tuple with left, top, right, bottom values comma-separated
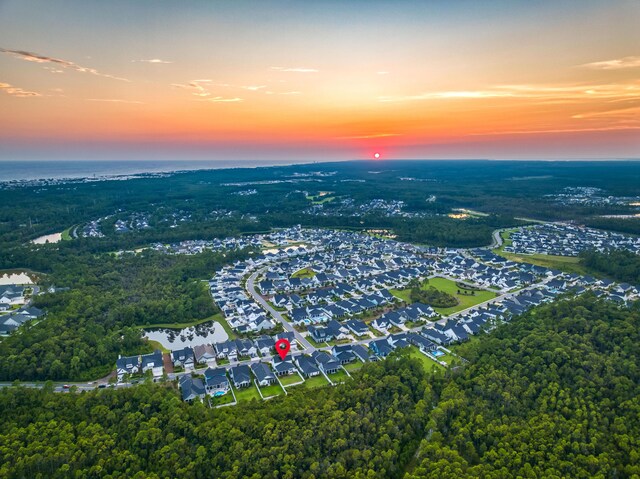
(104, 226, 640, 406)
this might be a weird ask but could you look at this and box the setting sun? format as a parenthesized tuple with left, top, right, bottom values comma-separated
(374, 153, 380, 159)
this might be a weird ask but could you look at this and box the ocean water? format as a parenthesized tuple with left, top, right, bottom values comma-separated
(0, 159, 311, 181)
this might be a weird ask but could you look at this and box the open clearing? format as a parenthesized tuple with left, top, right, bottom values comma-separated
(391, 277, 497, 315)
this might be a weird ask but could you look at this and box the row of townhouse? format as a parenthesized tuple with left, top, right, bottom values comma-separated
(504, 224, 640, 257)
(289, 289, 396, 326)
(0, 306, 44, 335)
(118, 332, 304, 383)
(179, 343, 374, 402)
(371, 302, 437, 333)
(259, 255, 432, 295)
(0, 285, 27, 308)
(116, 350, 164, 381)
(433, 254, 539, 291)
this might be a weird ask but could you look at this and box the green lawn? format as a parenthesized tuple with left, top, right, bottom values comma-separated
(259, 383, 284, 398)
(145, 339, 169, 353)
(343, 360, 363, 372)
(61, 226, 74, 241)
(497, 251, 591, 275)
(234, 384, 262, 402)
(210, 392, 235, 407)
(389, 288, 412, 303)
(279, 373, 304, 386)
(327, 369, 349, 383)
(407, 347, 444, 371)
(297, 374, 330, 389)
(306, 193, 336, 204)
(291, 267, 316, 279)
(439, 352, 458, 366)
(429, 277, 498, 315)
(306, 336, 328, 348)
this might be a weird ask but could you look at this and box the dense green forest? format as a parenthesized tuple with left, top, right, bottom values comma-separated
(581, 250, 640, 285)
(3, 161, 640, 250)
(0, 247, 248, 381)
(0, 296, 637, 478)
(0, 354, 431, 479)
(584, 217, 640, 237)
(408, 295, 640, 478)
(409, 286, 458, 308)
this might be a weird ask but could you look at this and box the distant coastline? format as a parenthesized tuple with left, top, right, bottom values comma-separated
(0, 159, 317, 182)
(0, 158, 638, 183)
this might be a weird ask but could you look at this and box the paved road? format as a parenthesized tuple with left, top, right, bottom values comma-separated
(246, 268, 315, 352)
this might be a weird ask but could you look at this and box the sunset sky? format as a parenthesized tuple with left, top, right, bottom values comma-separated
(1, 0, 639, 161)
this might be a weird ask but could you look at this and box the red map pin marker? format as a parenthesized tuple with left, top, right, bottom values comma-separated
(275, 338, 291, 360)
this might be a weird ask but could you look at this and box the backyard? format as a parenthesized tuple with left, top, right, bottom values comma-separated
(234, 384, 262, 402)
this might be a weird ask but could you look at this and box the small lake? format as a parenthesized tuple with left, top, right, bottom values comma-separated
(0, 271, 35, 285)
(143, 321, 229, 349)
(32, 232, 63, 244)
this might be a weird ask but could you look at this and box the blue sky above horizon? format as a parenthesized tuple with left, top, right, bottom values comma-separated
(1, 0, 639, 161)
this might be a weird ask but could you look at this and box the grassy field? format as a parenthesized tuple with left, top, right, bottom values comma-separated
(391, 277, 497, 316)
(306, 336, 329, 348)
(297, 374, 330, 389)
(389, 288, 412, 303)
(144, 339, 169, 353)
(61, 226, 74, 241)
(306, 193, 336, 204)
(407, 347, 444, 371)
(210, 392, 235, 407)
(291, 267, 316, 279)
(343, 360, 363, 372)
(235, 384, 262, 402)
(279, 373, 304, 386)
(497, 251, 591, 275)
(429, 277, 497, 315)
(327, 369, 349, 383)
(259, 383, 284, 398)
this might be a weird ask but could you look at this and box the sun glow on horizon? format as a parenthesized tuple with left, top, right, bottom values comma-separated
(0, 0, 638, 160)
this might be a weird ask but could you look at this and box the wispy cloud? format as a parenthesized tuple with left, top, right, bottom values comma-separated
(171, 80, 213, 97)
(271, 66, 318, 73)
(471, 125, 640, 136)
(377, 71, 389, 75)
(0, 48, 130, 81)
(572, 106, 640, 120)
(133, 58, 172, 64)
(199, 96, 243, 103)
(0, 81, 40, 97)
(379, 82, 640, 103)
(378, 90, 514, 102)
(87, 98, 144, 104)
(580, 56, 640, 70)
(338, 133, 401, 139)
(265, 90, 301, 95)
(242, 85, 267, 91)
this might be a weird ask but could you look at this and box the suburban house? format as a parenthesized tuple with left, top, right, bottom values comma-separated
(272, 356, 298, 376)
(295, 355, 321, 377)
(251, 362, 277, 387)
(116, 354, 140, 381)
(229, 364, 251, 388)
(171, 347, 195, 371)
(311, 351, 340, 374)
(179, 375, 206, 402)
(193, 344, 216, 364)
(204, 367, 230, 396)
(141, 350, 164, 378)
